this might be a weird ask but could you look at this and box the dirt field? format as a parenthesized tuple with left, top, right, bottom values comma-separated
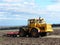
(0, 28, 60, 45)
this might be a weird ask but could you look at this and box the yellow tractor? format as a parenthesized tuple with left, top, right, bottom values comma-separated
(19, 17, 53, 37)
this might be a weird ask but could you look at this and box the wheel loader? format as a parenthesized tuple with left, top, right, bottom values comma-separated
(19, 17, 53, 37)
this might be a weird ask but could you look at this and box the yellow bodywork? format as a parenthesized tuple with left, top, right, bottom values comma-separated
(19, 17, 53, 37)
(28, 18, 53, 33)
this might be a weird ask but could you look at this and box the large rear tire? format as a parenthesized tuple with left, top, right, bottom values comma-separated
(19, 28, 26, 37)
(30, 28, 39, 38)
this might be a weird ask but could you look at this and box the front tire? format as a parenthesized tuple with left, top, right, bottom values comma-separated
(30, 28, 39, 38)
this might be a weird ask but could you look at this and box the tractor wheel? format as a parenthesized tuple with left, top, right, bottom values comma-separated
(31, 28, 39, 38)
(19, 28, 26, 37)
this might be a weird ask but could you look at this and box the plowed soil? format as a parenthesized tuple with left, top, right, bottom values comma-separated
(0, 28, 60, 45)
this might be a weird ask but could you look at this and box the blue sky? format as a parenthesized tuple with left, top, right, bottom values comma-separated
(0, 0, 60, 26)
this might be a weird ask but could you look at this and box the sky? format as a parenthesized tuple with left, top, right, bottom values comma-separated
(0, 0, 60, 26)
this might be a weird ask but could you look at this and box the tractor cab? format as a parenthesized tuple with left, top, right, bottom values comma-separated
(28, 17, 46, 28)
(28, 17, 46, 24)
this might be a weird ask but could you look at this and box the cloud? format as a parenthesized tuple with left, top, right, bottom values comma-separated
(1, 0, 60, 14)
(0, 17, 26, 20)
(56, 0, 60, 2)
(0, 0, 60, 24)
(47, 3, 60, 11)
(0, 12, 8, 17)
(0, 0, 52, 16)
(45, 1, 60, 19)
(50, 0, 60, 2)
(0, 14, 39, 20)
(3, 0, 22, 3)
(0, 0, 43, 15)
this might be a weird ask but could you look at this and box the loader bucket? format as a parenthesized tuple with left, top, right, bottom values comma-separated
(46, 24, 53, 32)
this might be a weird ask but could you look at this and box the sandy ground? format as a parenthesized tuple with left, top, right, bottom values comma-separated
(0, 28, 60, 45)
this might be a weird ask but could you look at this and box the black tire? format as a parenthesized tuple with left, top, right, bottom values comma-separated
(19, 28, 26, 37)
(30, 28, 39, 38)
